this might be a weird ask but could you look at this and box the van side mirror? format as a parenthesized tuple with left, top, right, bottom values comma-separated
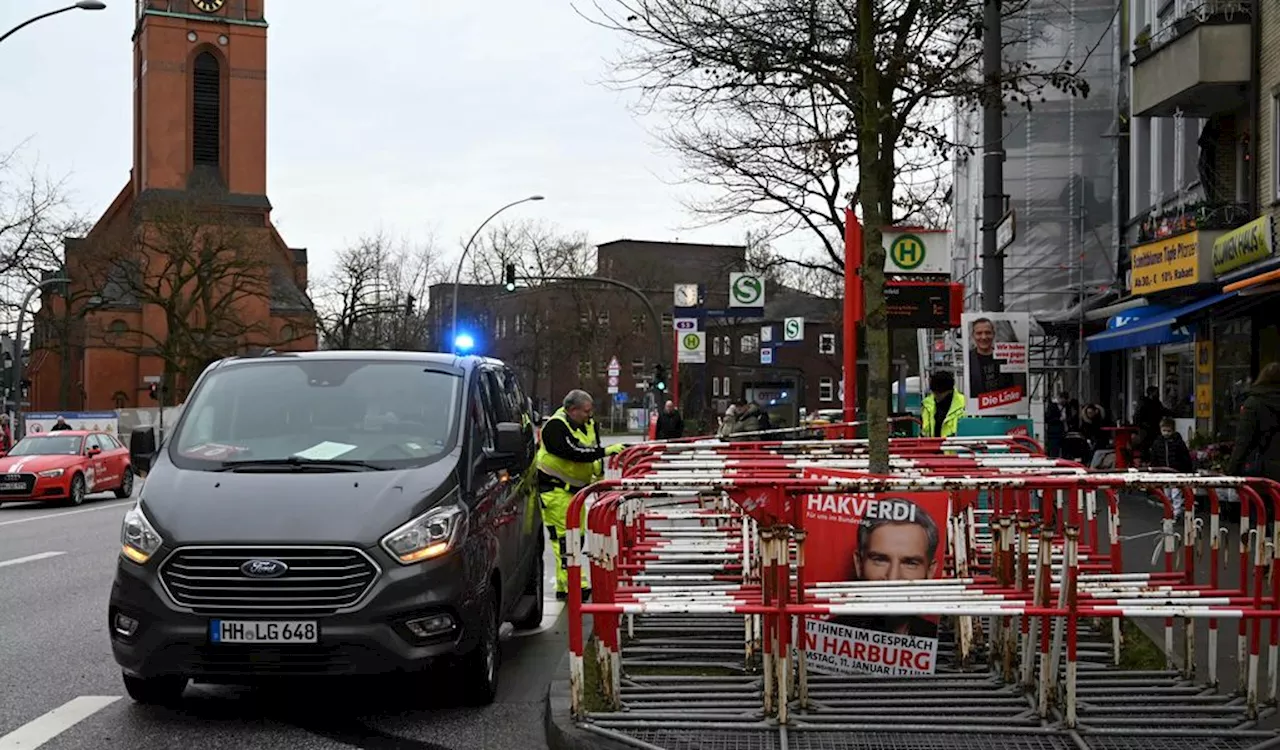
(129, 426, 157, 475)
(481, 422, 526, 472)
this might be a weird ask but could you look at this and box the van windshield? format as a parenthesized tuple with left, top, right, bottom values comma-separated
(169, 359, 463, 471)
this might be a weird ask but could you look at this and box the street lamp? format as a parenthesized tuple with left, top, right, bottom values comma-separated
(0, 2, 106, 46)
(449, 195, 544, 354)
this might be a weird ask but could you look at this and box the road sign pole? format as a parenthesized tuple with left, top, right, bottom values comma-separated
(671, 328, 680, 409)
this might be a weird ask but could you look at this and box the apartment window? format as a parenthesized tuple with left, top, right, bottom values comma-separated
(631, 314, 645, 334)
(514, 315, 524, 335)
(722, 376, 731, 398)
(598, 359, 608, 376)
(1133, 117, 1152, 214)
(597, 310, 610, 326)
(494, 317, 502, 339)
(631, 357, 645, 378)
(818, 333, 836, 355)
(712, 336, 721, 356)
(578, 359, 591, 377)
(819, 378, 835, 402)
(580, 309, 590, 326)
(712, 377, 720, 396)
(539, 355, 550, 376)
(740, 334, 758, 354)
(722, 336, 731, 355)
(1273, 92, 1280, 201)
(500, 317, 508, 339)
(661, 313, 673, 331)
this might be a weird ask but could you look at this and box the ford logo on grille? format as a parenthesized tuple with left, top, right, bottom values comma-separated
(240, 559, 288, 578)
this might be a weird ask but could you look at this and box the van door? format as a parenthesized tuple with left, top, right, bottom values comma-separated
(476, 368, 522, 614)
(466, 370, 507, 605)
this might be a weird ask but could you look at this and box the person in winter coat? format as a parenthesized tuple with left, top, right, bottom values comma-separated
(1144, 417, 1193, 517)
(1045, 393, 1067, 458)
(1133, 386, 1171, 457)
(655, 400, 684, 440)
(1225, 362, 1280, 488)
(728, 399, 769, 437)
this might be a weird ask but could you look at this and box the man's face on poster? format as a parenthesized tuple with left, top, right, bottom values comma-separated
(971, 320, 995, 355)
(857, 522, 935, 581)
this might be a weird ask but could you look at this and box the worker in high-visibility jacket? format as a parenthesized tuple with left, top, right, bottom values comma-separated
(535, 389, 626, 599)
(920, 370, 966, 439)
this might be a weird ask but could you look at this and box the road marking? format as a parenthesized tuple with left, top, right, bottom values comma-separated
(0, 499, 133, 529)
(0, 696, 120, 749)
(1119, 529, 1164, 541)
(0, 551, 66, 569)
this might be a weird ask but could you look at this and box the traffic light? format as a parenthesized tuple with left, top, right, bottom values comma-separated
(652, 364, 667, 392)
(405, 293, 416, 316)
(503, 263, 517, 292)
(148, 383, 159, 401)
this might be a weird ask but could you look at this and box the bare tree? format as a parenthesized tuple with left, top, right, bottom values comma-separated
(0, 146, 89, 303)
(585, 0, 1089, 469)
(314, 233, 438, 350)
(464, 219, 594, 284)
(76, 191, 305, 399)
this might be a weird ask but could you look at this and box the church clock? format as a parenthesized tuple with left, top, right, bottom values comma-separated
(191, 0, 226, 12)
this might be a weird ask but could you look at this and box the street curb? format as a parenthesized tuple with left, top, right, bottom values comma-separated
(544, 650, 634, 750)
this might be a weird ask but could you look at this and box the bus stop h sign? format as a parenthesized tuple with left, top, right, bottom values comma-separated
(883, 230, 951, 275)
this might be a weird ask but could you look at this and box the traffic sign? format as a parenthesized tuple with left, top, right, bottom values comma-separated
(996, 210, 1016, 253)
(607, 355, 620, 376)
(677, 331, 707, 363)
(783, 317, 804, 341)
(607, 374, 619, 392)
(673, 317, 698, 333)
(882, 229, 951, 275)
(728, 272, 766, 308)
(614, 391, 629, 404)
(760, 347, 773, 365)
(760, 325, 773, 343)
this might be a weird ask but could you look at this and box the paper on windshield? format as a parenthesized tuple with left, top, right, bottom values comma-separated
(294, 441, 358, 460)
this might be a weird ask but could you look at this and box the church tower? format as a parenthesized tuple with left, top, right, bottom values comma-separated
(132, 0, 269, 203)
(27, 0, 315, 413)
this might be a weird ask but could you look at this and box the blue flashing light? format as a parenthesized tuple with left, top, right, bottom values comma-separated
(454, 333, 476, 352)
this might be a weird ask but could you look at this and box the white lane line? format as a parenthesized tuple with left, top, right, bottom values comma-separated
(0, 499, 133, 529)
(0, 552, 66, 569)
(0, 696, 120, 749)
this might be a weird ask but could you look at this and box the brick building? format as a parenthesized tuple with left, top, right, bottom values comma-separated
(428, 239, 904, 431)
(29, 0, 315, 411)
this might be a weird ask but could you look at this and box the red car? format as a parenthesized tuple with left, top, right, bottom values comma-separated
(0, 430, 134, 507)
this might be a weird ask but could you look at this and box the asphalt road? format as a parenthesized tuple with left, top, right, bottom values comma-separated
(0, 433, 642, 749)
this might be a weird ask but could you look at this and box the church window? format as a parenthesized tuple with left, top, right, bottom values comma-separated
(192, 52, 221, 166)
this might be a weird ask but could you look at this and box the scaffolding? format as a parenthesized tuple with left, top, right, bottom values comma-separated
(950, 0, 1122, 408)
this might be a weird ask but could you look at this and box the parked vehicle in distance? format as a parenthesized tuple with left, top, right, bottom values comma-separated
(109, 351, 543, 706)
(0, 431, 133, 507)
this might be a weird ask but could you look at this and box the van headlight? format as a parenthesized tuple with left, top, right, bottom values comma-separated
(381, 504, 467, 565)
(121, 502, 164, 565)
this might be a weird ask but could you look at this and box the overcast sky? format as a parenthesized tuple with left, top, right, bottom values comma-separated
(0, 1, 758, 280)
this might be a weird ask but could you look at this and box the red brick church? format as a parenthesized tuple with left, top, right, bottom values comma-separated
(29, 0, 315, 411)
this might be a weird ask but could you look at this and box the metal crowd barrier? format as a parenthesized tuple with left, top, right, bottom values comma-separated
(561, 436, 1280, 748)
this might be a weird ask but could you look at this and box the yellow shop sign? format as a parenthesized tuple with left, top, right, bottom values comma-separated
(1129, 232, 1200, 294)
(1212, 217, 1274, 276)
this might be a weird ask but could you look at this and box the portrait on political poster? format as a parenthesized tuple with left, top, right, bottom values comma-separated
(960, 312, 1030, 416)
(798, 467, 950, 676)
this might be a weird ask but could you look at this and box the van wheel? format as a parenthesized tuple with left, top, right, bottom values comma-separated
(512, 553, 545, 630)
(122, 673, 187, 705)
(460, 587, 500, 705)
(114, 468, 134, 499)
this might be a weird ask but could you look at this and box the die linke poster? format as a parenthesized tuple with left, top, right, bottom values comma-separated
(797, 467, 952, 676)
(960, 312, 1030, 417)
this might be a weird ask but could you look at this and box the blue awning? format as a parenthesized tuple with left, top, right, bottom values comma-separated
(1085, 291, 1238, 354)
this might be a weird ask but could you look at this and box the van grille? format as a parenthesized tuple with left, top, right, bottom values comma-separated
(159, 546, 380, 615)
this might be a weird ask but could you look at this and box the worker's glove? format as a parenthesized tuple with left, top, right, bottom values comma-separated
(605, 443, 626, 456)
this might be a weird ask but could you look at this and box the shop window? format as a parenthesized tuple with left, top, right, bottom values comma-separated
(1160, 345, 1195, 420)
(819, 378, 835, 402)
(722, 376, 731, 398)
(631, 314, 645, 334)
(819, 333, 836, 355)
(1213, 317, 1253, 441)
(661, 313, 673, 331)
(712, 336, 721, 356)
(712, 376, 720, 396)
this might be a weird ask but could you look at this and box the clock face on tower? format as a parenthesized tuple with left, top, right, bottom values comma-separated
(192, 0, 226, 12)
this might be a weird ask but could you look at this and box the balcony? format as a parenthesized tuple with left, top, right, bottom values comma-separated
(1136, 200, 1251, 245)
(1131, 0, 1252, 118)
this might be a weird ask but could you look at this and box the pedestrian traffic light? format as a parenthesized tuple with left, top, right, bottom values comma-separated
(504, 263, 517, 292)
(405, 293, 416, 316)
(148, 383, 158, 401)
(652, 364, 666, 392)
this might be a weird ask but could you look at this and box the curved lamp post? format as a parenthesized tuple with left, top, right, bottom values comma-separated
(449, 195, 544, 354)
(0, 2, 106, 46)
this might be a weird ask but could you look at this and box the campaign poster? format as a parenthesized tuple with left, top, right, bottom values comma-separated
(798, 466, 950, 676)
(960, 312, 1030, 417)
(24, 411, 120, 437)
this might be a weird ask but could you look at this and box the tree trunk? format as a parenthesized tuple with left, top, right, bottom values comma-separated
(856, 0, 891, 473)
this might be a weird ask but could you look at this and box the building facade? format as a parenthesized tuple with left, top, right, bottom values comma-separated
(426, 240, 853, 433)
(28, 0, 315, 411)
(1085, 0, 1278, 444)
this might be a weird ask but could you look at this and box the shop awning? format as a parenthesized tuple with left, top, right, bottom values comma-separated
(1224, 267, 1280, 295)
(1084, 291, 1238, 353)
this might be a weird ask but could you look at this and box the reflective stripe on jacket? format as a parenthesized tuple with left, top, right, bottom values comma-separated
(535, 407, 600, 488)
(921, 392, 966, 438)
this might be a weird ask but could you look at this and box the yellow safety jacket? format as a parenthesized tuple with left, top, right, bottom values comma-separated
(534, 407, 602, 489)
(921, 391, 966, 438)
